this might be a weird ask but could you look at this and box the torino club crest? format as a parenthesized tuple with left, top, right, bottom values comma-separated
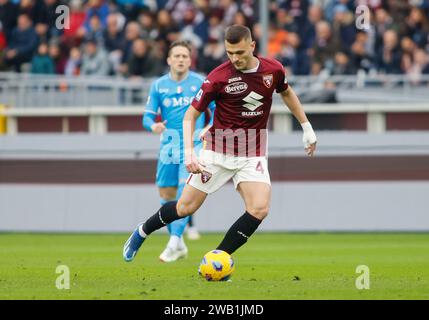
(262, 74, 273, 88)
(201, 170, 212, 183)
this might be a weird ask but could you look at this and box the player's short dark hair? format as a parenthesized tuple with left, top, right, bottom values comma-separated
(168, 40, 192, 57)
(224, 25, 252, 44)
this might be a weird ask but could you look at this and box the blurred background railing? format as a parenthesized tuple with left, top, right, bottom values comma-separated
(1, 72, 429, 108)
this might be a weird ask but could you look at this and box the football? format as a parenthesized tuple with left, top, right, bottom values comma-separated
(198, 250, 235, 281)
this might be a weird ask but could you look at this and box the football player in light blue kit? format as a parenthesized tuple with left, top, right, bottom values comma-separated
(143, 40, 215, 262)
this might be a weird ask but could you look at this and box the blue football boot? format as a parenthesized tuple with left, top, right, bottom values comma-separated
(123, 224, 145, 262)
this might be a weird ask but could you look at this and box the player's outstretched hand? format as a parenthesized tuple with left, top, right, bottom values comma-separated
(301, 122, 317, 157)
(305, 142, 317, 157)
(151, 120, 167, 134)
(185, 151, 203, 173)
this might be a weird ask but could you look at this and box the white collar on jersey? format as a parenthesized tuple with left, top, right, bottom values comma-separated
(241, 58, 260, 73)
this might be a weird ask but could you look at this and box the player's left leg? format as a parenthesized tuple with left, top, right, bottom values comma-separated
(216, 157, 271, 254)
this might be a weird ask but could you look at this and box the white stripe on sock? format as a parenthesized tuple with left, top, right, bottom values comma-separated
(158, 210, 167, 225)
(138, 225, 147, 238)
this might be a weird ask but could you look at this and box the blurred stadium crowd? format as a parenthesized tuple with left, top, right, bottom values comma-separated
(0, 0, 428, 78)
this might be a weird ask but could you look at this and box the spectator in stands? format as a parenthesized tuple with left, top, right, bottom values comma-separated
(189, 5, 210, 46)
(404, 7, 429, 49)
(275, 7, 297, 33)
(37, 0, 64, 40)
(300, 4, 323, 46)
(376, 29, 402, 74)
(331, 3, 356, 52)
(414, 49, 429, 75)
(3, 13, 38, 72)
(238, 0, 255, 21)
(206, 13, 223, 44)
(323, 0, 354, 23)
(0, 0, 18, 42)
(84, 0, 110, 30)
(103, 13, 125, 74)
(31, 42, 55, 74)
(138, 11, 158, 41)
(332, 51, 355, 75)
(103, 13, 125, 53)
(165, 0, 195, 26)
(373, 8, 397, 56)
(81, 38, 110, 76)
(48, 41, 67, 74)
(177, 7, 205, 50)
(267, 23, 288, 60)
(386, 0, 411, 32)
(195, 0, 212, 17)
(156, 9, 180, 49)
(293, 4, 323, 75)
(62, 0, 86, 48)
(83, 14, 105, 46)
(401, 36, 417, 73)
(282, 32, 301, 75)
(125, 38, 164, 78)
(197, 37, 225, 75)
(120, 21, 141, 69)
(350, 31, 374, 73)
(18, 0, 43, 22)
(220, 0, 240, 26)
(310, 20, 342, 75)
(64, 46, 81, 76)
(34, 19, 49, 44)
(280, 0, 309, 31)
(232, 11, 252, 29)
(405, 48, 429, 84)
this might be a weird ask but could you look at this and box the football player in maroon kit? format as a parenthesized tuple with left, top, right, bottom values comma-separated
(123, 25, 317, 262)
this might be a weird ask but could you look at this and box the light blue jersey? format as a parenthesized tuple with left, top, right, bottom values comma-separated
(143, 71, 214, 161)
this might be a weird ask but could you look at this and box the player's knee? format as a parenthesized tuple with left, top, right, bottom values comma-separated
(176, 200, 196, 217)
(247, 205, 269, 220)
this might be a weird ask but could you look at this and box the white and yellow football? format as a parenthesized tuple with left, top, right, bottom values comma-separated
(198, 250, 235, 281)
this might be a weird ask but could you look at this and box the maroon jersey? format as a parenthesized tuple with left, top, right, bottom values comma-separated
(191, 56, 289, 157)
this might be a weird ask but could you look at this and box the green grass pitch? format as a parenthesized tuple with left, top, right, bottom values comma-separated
(0, 232, 428, 300)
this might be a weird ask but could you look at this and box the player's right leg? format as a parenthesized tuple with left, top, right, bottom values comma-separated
(123, 184, 207, 262)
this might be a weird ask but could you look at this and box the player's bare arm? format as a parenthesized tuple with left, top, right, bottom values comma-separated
(198, 109, 212, 140)
(183, 106, 202, 173)
(279, 87, 317, 157)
